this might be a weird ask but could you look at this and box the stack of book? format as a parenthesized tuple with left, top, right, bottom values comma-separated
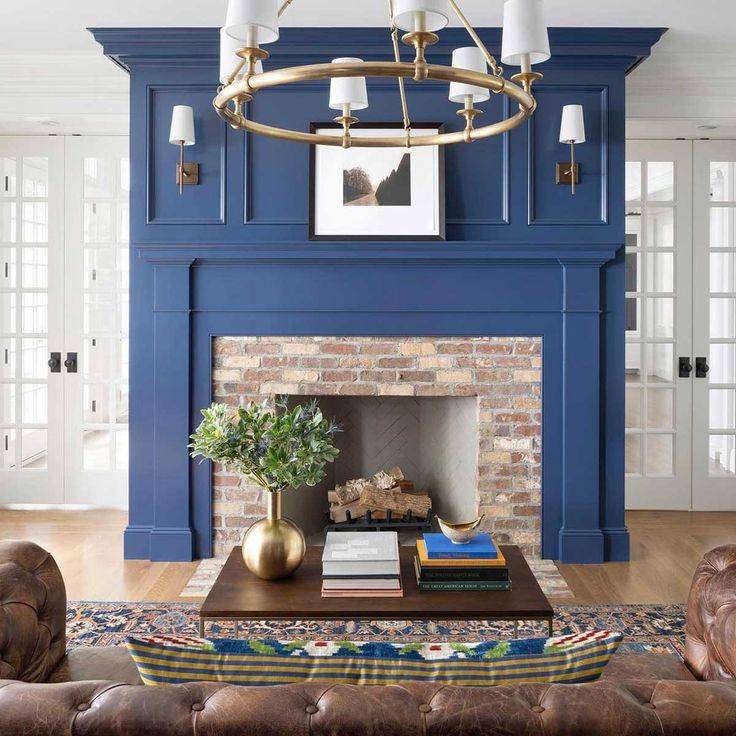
(414, 532, 511, 591)
(321, 530, 403, 597)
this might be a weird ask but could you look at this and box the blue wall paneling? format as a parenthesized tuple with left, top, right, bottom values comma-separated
(91, 26, 666, 563)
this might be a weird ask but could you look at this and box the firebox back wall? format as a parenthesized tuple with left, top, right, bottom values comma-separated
(89, 26, 667, 562)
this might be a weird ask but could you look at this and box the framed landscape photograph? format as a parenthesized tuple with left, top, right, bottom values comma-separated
(309, 122, 445, 241)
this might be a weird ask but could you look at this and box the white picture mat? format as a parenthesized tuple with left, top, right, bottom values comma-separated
(313, 127, 442, 237)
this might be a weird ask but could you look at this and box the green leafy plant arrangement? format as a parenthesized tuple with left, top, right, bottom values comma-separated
(189, 397, 340, 493)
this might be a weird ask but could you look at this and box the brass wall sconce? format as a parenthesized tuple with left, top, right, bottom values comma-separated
(169, 105, 199, 195)
(558, 104, 585, 195)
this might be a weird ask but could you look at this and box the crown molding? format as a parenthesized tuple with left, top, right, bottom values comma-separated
(89, 26, 666, 75)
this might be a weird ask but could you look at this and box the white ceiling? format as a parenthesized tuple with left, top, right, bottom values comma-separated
(0, 1, 730, 53)
(0, 0, 733, 136)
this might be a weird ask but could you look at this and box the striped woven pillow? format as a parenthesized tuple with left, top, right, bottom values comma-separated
(126, 630, 622, 687)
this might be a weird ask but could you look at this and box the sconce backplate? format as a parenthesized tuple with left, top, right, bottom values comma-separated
(556, 162, 580, 186)
(176, 162, 200, 186)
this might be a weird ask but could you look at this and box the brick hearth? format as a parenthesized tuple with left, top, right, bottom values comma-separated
(211, 336, 542, 557)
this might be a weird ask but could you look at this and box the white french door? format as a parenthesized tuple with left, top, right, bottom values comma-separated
(626, 139, 736, 511)
(625, 141, 693, 509)
(0, 138, 65, 501)
(0, 136, 129, 507)
(64, 137, 129, 507)
(693, 141, 736, 508)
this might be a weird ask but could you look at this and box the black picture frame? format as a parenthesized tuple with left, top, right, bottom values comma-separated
(308, 122, 446, 241)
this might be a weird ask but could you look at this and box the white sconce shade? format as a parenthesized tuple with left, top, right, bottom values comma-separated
(220, 28, 263, 83)
(328, 58, 369, 111)
(391, 0, 449, 33)
(559, 104, 586, 144)
(448, 47, 490, 104)
(500, 0, 551, 67)
(225, 0, 279, 46)
(169, 105, 195, 146)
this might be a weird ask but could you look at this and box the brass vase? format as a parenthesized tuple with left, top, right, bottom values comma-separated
(242, 490, 306, 580)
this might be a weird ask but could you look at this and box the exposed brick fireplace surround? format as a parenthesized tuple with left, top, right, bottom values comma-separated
(212, 336, 541, 557)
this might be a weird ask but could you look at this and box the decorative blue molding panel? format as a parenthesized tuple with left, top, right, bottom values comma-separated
(147, 86, 226, 225)
(90, 26, 666, 563)
(528, 85, 609, 226)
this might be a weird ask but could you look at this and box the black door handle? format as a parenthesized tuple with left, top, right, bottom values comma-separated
(64, 352, 78, 373)
(696, 357, 710, 378)
(47, 352, 61, 373)
(678, 357, 693, 378)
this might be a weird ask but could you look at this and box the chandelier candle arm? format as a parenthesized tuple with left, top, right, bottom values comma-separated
(387, 0, 412, 135)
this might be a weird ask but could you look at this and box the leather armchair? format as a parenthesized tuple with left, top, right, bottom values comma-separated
(1, 539, 735, 736)
(685, 544, 736, 681)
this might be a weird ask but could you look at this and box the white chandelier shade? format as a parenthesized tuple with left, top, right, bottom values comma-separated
(448, 47, 491, 104)
(220, 28, 264, 83)
(328, 58, 369, 111)
(559, 104, 586, 144)
(224, 0, 280, 46)
(169, 105, 196, 146)
(500, 0, 551, 68)
(391, 0, 450, 33)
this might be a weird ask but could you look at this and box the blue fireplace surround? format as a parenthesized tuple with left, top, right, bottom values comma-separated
(91, 26, 665, 563)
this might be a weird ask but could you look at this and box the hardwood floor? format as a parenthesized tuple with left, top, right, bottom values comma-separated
(0, 508, 734, 604)
(0, 509, 198, 601)
(558, 510, 736, 604)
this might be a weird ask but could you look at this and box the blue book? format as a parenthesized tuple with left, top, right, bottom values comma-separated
(423, 533, 498, 560)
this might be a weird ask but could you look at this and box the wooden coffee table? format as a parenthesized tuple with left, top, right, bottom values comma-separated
(199, 544, 554, 638)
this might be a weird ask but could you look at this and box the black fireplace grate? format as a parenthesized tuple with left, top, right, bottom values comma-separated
(327, 507, 434, 532)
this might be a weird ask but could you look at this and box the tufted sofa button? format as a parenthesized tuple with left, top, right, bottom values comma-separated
(191, 703, 205, 712)
(644, 703, 656, 710)
(305, 705, 319, 715)
(77, 703, 90, 712)
(532, 705, 545, 714)
(418, 704, 432, 713)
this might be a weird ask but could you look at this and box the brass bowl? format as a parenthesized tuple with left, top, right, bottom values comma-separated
(436, 514, 486, 545)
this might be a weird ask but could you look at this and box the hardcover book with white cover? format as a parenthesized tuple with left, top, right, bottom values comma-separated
(322, 531, 400, 577)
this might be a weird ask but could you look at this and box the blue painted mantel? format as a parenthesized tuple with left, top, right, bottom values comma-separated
(91, 26, 665, 563)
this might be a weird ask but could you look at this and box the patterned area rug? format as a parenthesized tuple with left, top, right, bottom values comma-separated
(66, 602, 685, 659)
(179, 557, 575, 599)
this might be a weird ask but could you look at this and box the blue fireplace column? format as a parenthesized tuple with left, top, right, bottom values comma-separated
(559, 259, 605, 563)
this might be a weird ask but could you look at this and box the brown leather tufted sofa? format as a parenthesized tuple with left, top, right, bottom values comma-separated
(1, 540, 736, 735)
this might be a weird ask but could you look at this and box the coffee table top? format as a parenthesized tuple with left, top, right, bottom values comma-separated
(200, 545, 553, 621)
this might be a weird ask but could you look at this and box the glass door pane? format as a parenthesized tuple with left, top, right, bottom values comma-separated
(625, 141, 693, 510)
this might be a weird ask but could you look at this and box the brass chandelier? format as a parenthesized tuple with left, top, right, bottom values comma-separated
(214, 0, 550, 149)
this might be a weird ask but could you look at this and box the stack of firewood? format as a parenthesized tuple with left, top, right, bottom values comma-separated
(327, 466, 431, 523)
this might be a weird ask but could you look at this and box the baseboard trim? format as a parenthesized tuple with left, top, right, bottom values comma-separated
(558, 528, 605, 564)
(124, 525, 153, 560)
(149, 528, 194, 561)
(602, 526, 630, 561)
